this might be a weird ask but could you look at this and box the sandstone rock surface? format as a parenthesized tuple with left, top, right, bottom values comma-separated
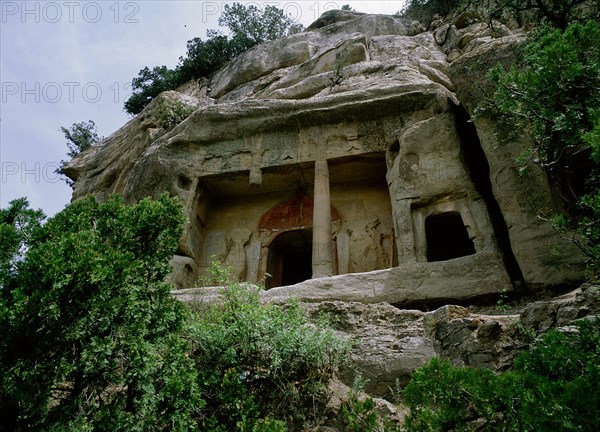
(63, 12, 598, 427)
(307, 284, 600, 398)
(67, 9, 586, 304)
(447, 36, 586, 288)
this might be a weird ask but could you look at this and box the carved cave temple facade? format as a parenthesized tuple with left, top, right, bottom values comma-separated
(65, 12, 587, 305)
(170, 98, 507, 292)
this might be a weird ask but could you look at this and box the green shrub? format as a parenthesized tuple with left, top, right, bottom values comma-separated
(0, 195, 202, 431)
(482, 20, 600, 274)
(124, 66, 184, 116)
(404, 318, 600, 431)
(125, 3, 303, 114)
(339, 372, 403, 432)
(489, 22, 600, 178)
(187, 264, 351, 430)
(153, 98, 196, 131)
(55, 120, 103, 185)
(0, 200, 353, 431)
(342, 396, 379, 432)
(577, 192, 600, 274)
(399, 0, 461, 24)
(341, 373, 380, 432)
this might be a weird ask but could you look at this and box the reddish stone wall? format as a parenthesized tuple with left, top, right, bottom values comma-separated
(258, 192, 340, 231)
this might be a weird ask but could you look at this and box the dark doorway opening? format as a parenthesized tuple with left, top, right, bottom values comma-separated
(267, 229, 312, 288)
(426, 212, 476, 262)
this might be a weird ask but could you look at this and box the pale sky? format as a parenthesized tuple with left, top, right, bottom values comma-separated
(1, 1, 405, 216)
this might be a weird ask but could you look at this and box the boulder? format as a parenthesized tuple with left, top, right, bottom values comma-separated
(304, 301, 433, 397)
(452, 11, 483, 29)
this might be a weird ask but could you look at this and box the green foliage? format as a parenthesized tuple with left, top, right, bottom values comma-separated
(399, 0, 461, 23)
(585, 109, 600, 160)
(187, 263, 351, 430)
(219, 3, 302, 46)
(483, 19, 600, 272)
(400, 0, 599, 29)
(404, 357, 511, 431)
(0, 194, 202, 431)
(469, 0, 600, 30)
(196, 258, 233, 287)
(0, 200, 356, 431)
(342, 396, 379, 432)
(61, 120, 102, 158)
(496, 287, 510, 313)
(124, 66, 184, 116)
(125, 3, 303, 115)
(341, 373, 380, 432)
(153, 98, 196, 132)
(56, 120, 103, 185)
(389, 378, 404, 404)
(341, 5, 354, 11)
(0, 198, 44, 288)
(404, 318, 600, 431)
(489, 22, 600, 174)
(339, 372, 402, 432)
(330, 50, 348, 87)
(177, 33, 244, 85)
(575, 191, 600, 274)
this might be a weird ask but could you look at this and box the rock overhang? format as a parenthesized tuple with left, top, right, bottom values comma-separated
(66, 10, 586, 302)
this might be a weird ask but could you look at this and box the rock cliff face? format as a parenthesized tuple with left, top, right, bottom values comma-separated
(66, 10, 585, 303)
(173, 283, 600, 408)
(65, 11, 594, 424)
(310, 283, 600, 399)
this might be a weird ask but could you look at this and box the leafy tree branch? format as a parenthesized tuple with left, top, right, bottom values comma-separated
(124, 2, 303, 115)
(55, 120, 103, 187)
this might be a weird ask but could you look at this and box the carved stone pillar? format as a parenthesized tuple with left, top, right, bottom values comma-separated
(245, 239, 262, 284)
(312, 159, 334, 277)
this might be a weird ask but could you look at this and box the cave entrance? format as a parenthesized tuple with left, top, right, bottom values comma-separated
(425, 212, 475, 262)
(266, 229, 313, 288)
